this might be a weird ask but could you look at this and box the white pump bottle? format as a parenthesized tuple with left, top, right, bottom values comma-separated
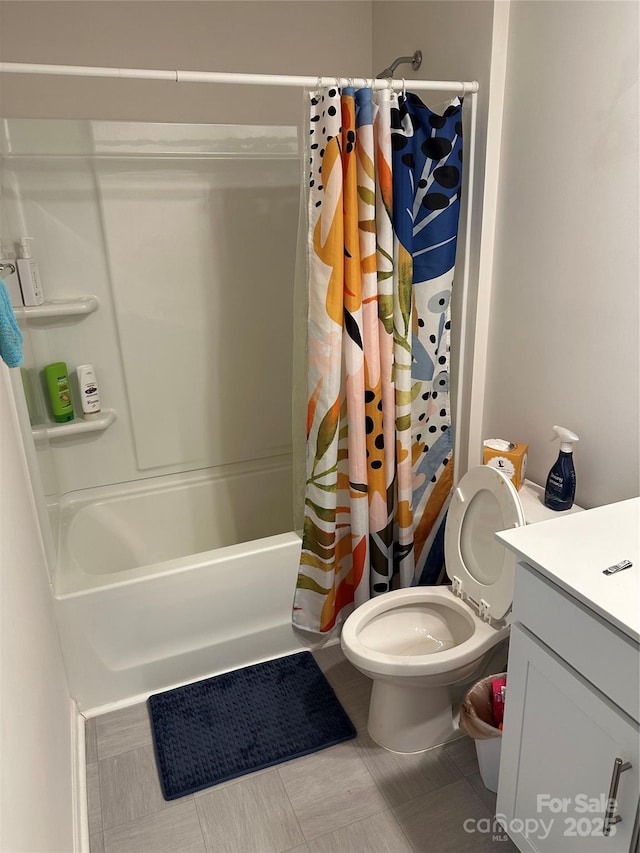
(16, 236, 44, 306)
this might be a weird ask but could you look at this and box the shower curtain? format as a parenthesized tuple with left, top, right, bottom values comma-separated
(292, 85, 464, 634)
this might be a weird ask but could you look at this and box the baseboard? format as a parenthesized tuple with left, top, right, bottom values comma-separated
(70, 700, 90, 853)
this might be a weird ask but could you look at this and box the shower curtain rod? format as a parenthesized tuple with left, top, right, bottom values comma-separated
(0, 62, 479, 93)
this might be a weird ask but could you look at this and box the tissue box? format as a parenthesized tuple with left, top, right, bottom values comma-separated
(483, 440, 528, 491)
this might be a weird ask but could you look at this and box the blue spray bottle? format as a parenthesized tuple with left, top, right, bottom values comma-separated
(544, 426, 579, 511)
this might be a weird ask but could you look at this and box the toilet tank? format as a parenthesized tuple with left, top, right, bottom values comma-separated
(518, 480, 584, 525)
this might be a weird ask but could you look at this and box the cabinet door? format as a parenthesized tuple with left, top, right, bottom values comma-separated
(497, 624, 639, 853)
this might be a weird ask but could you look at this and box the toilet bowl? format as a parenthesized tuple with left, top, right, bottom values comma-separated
(341, 465, 580, 753)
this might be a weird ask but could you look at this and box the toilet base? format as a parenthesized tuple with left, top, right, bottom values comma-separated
(367, 679, 455, 754)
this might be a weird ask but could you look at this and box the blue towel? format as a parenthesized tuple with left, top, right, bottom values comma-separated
(0, 278, 23, 367)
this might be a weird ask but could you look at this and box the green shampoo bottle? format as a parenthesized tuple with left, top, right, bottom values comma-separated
(44, 361, 74, 422)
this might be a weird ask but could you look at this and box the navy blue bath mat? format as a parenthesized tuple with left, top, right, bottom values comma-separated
(147, 651, 356, 800)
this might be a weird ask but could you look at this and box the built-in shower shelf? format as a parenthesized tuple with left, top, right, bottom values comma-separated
(15, 296, 99, 320)
(32, 408, 117, 441)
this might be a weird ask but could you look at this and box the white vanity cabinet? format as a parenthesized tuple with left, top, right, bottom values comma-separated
(495, 498, 640, 853)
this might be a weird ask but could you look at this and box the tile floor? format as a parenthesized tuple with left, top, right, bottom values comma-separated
(85, 645, 517, 853)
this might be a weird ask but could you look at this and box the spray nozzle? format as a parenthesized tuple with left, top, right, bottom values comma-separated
(552, 425, 579, 453)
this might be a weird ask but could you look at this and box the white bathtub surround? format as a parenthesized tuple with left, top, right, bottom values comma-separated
(49, 456, 325, 712)
(55, 455, 294, 593)
(1, 118, 299, 497)
(56, 530, 310, 712)
(0, 116, 335, 718)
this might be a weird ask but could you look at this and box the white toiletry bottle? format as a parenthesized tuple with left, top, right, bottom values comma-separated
(77, 364, 101, 419)
(16, 237, 44, 306)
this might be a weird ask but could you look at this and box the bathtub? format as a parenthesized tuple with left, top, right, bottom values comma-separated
(52, 457, 317, 713)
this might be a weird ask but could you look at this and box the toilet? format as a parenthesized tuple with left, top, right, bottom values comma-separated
(340, 465, 581, 754)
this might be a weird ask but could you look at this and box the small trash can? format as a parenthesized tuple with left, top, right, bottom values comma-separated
(458, 672, 506, 793)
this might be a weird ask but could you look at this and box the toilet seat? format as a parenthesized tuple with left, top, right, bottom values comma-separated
(444, 465, 524, 621)
(340, 587, 511, 678)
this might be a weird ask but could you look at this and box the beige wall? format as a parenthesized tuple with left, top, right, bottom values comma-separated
(0, 366, 75, 853)
(373, 0, 494, 90)
(484, 0, 639, 507)
(0, 1, 372, 124)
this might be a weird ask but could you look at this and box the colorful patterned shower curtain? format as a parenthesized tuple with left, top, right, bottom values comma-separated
(292, 85, 464, 634)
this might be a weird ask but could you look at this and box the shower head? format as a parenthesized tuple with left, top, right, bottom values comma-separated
(376, 50, 422, 80)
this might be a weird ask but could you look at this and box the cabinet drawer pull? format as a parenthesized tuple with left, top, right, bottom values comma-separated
(603, 756, 631, 836)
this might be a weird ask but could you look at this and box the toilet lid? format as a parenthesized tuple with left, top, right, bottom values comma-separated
(444, 465, 524, 620)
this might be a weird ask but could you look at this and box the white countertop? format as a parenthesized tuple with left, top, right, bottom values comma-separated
(498, 497, 640, 642)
